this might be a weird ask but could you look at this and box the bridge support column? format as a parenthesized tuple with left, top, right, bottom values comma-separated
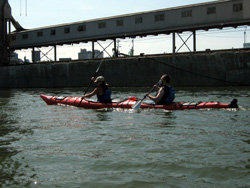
(32, 47, 35, 63)
(92, 41, 95, 59)
(172, 32, 176, 54)
(0, 0, 8, 65)
(113, 39, 117, 57)
(54, 45, 57, 61)
(193, 30, 196, 52)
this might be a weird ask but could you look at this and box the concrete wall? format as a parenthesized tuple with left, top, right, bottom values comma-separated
(0, 50, 250, 88)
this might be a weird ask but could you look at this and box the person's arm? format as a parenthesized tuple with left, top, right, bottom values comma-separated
(147, 87, 164, 103)
(154, 85, 160, 91)
(82, 88, 98, 98)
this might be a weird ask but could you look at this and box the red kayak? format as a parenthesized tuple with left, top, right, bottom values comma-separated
(40, 94, 238, 110)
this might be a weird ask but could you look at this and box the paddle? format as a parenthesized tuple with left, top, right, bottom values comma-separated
(132, 81, 159, 110)
(78, 59, 103, 107)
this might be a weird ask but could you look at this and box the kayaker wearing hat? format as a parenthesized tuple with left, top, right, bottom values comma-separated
(82, 76, 112, 103)
(146, 74, 175, 105)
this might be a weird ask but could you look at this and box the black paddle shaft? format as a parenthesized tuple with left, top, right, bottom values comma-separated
(78, 60, 103, 107)
(142, 84, 157, 100)
(83, 72, 97, 95)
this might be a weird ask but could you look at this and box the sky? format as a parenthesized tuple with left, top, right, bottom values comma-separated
(8, 0, 250, 61)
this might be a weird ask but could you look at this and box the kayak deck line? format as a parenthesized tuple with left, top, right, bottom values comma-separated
(40, 94, 238, 110)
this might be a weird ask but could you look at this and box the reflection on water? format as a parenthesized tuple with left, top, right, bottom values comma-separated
(96, 111, 111, 122)
(0, 87, 250, 187)
(0, 90, 26, 187)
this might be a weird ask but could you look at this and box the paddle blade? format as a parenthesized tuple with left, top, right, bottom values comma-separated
(132, 100, 142, 110)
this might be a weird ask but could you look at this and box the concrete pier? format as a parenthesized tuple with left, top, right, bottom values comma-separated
(0, 50, 250, 88)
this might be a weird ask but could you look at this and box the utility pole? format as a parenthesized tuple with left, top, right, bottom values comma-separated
(129, 39, 134, 56)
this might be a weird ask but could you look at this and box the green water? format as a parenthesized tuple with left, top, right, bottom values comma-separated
(0, 87, 249, 188)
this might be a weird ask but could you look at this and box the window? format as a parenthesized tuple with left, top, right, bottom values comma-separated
(22, 34, 28, 39)
(98, 22, 106, 29)
(233, 3, 243, 12)
(135, 17, 143, 24)
(154, 14, 164, 22)
(37, 31, 43, 37)
(181, 10, 192, 18)
(116, 20, 123, 26)
(78, 25, 86, 32)
(11, 35, 16, 41)
(50, 30, 56, 35)
(64, 27, 70, 34)
(207, 7, 216, 15)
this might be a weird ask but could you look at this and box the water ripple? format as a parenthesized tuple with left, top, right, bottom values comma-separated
(0, 87, 250, 187)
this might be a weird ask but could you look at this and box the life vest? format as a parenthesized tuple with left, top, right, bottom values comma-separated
(165, 87, 175, 103)
(97, 83, 112, 103)
(98, 90, 112, 103)
(157, 86, 175, 105)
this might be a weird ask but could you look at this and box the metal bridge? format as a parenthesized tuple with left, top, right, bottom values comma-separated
(3, 0, 250, 63)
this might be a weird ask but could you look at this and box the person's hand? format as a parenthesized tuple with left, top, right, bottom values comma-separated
(91, 77, 95, 81)
(153, 85, 160, 90)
